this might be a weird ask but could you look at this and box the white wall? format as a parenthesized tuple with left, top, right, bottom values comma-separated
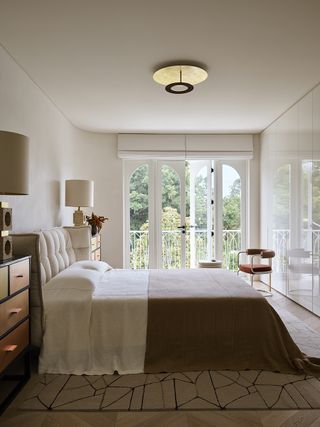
(0, 45, 124, 267)
(72, 133, 123, 268)
(0, 45, 78, 230)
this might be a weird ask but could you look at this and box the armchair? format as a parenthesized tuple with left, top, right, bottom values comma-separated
(237, 248, 275, 292)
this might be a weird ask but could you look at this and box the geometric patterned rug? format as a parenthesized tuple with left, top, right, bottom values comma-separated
(21, 301, 320, 411)
(20, 370, 320, 411)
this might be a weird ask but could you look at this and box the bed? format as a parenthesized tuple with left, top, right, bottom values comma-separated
(12, 227, 320, 377)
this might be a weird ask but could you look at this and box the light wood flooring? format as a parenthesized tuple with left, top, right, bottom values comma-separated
(1, 283, 320, 427)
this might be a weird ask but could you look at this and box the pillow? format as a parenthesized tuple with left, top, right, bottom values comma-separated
(69, 260, 112, 273)
(45, 268, 102, 291)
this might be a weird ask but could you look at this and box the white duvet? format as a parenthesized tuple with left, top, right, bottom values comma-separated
(39, 261, 149, 375)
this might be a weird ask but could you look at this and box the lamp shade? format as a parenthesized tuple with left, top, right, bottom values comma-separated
(153, 65, 208, 94)
(65, 180, 94, 208)
(0, 131, 29, 195)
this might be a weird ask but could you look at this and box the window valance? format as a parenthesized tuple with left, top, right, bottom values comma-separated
(117, 134, 253, 160)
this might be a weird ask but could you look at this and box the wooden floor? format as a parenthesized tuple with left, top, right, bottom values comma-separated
(258, 282, 320, 334)
(1, 284, 320, 427)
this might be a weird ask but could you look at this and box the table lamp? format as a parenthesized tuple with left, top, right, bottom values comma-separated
(65, 180, 94, 226)
(0, 131, 29, 260)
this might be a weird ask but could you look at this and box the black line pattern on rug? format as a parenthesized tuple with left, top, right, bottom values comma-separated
(20, 370, 320, 411)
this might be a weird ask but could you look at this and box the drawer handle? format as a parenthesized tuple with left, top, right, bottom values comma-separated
(16, 274, 24, 278)
(10, 308, 22, 315)
(4, 345, 18, 352)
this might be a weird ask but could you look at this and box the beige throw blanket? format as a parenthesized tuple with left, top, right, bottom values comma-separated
(145, 269, 320, 376)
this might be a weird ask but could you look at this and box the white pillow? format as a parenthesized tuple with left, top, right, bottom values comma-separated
(69, 260, 112, 273)
(45, 268, 102, 291)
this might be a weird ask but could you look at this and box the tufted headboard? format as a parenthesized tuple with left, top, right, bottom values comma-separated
(12, 226, 91, 347)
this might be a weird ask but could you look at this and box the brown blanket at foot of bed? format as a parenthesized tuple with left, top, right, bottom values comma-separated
(144, 268, 320, 376)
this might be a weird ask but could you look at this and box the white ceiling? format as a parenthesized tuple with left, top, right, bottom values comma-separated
(1, 0, 320, 134)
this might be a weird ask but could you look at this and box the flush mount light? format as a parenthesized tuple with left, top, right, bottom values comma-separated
(153, 65, 208, 94)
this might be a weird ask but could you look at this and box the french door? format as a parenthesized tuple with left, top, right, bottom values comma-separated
(124, 159, 247, 269)
(157, 161, 186, 269)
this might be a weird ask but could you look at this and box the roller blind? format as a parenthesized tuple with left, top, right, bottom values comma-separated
(118, 134, 253, 159)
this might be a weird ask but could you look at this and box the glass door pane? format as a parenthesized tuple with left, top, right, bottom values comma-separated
(160, 162, 185, 269)
(222, 163, 242, 270)
(189, 161, 213, 267)
(129, 164, 149, 268)
(195, 165, 209, 264)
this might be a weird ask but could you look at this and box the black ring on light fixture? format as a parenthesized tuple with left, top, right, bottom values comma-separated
(165, 82, 194, 94)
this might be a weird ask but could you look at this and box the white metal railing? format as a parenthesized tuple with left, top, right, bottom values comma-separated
(130, 229, 320, 271)
(162, 230, 182, 269)
(223, 229, 241, 271)
(129, 229, 242, 270)
(129, 230, 149, 269)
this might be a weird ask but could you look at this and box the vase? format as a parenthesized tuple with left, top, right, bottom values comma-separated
(91, 225, 98, 236)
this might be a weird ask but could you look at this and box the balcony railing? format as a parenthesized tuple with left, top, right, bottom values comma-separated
(129, 230, 149, 270)
(130, 229, 320, 271)
(129, 229, 242, 270)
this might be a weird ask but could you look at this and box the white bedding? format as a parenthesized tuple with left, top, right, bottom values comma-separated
(39, 263, 149, 375)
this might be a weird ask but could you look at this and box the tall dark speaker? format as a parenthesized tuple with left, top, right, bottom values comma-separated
(0, 206, 13, 260)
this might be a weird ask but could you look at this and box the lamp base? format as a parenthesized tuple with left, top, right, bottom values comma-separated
(73, 209, 85, 227)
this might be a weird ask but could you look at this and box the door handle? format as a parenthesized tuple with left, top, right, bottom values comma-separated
(177, 225, 186, 234)
(177, 224, 196, 232)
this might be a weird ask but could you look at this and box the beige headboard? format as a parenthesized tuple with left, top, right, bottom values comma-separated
(12, 226, 91, 347)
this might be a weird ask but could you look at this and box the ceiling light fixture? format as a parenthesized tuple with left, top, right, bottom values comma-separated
(153, 64, 208, 94)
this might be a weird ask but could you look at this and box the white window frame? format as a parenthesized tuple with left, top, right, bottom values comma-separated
(124, 159, 249, 269)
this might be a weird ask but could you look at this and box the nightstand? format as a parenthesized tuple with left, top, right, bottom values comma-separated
(0, 256, 31, 415)
(91, 234, 101, 261)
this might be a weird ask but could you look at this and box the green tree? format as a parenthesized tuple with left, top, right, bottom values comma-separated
(195, 172, 207, 229)
(223, 178, 241, 230)
(161, 165, 180, 214)
(130, 164, 149, 231)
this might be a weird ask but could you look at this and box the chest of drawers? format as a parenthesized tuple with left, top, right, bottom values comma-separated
(0, 256, 31, 415)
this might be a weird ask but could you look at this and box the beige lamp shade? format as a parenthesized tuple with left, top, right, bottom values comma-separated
(0, 131, 29, 195)
(153, 65, 208, 94)
(65, 180, 94, 208)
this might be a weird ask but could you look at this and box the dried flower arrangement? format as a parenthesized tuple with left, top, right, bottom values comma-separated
(86, 212, 109, 234)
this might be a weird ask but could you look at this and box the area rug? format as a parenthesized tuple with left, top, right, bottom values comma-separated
(21, 302, 320, 411)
